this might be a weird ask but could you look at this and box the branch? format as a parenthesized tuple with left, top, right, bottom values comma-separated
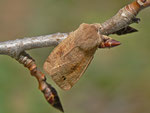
(17, 51, 64, 112)
(0, 33, 68, 58)
(0, 0, 149, 59)
(99, 0, 150, 35)
(0, 0, 149, 112)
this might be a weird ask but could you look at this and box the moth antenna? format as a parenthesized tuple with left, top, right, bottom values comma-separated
(17, 51, 64, 112)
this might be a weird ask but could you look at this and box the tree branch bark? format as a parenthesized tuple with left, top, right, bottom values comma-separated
(0, 33, 68, 58)
(0, 0, 149, 59)
(99, 0, 150, 35)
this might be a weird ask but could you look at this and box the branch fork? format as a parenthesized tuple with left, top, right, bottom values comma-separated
(0, 0, 149, 112)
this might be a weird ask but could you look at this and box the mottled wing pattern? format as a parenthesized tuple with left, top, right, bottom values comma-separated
(44, 47, 95, 90)
(44, 23, 101, 90)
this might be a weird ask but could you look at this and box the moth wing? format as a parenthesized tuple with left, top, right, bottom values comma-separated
(44, 46, 96, 90)
(44, 23, 99, 90)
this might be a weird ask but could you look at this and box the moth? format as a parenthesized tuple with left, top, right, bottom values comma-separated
(43, 23, 120, 90)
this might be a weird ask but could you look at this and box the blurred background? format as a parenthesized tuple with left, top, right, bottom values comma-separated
(0, 0, 150, 113)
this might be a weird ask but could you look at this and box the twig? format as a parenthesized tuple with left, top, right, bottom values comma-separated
(0, 33, 68, 59)
(99, 0, 150, 35)
(0, 0, 149, 112)
(0, 0, 149, 59)
(17, 51, 64, 112)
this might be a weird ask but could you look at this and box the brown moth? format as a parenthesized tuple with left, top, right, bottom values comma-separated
(43, 23, 120, 90)
(43, 23, 102, 90)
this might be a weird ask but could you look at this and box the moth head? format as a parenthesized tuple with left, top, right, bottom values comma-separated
(74, 23, 102, 51)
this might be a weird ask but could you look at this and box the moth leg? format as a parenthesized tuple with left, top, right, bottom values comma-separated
(17, 51, 64, 112)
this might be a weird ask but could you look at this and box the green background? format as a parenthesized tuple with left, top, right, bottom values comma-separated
(0, 0, 150, 113)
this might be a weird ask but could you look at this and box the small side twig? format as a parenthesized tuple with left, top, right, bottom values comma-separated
(17, 51, 64, 112)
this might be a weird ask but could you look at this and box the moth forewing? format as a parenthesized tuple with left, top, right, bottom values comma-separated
(43, 23, 102, 90)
